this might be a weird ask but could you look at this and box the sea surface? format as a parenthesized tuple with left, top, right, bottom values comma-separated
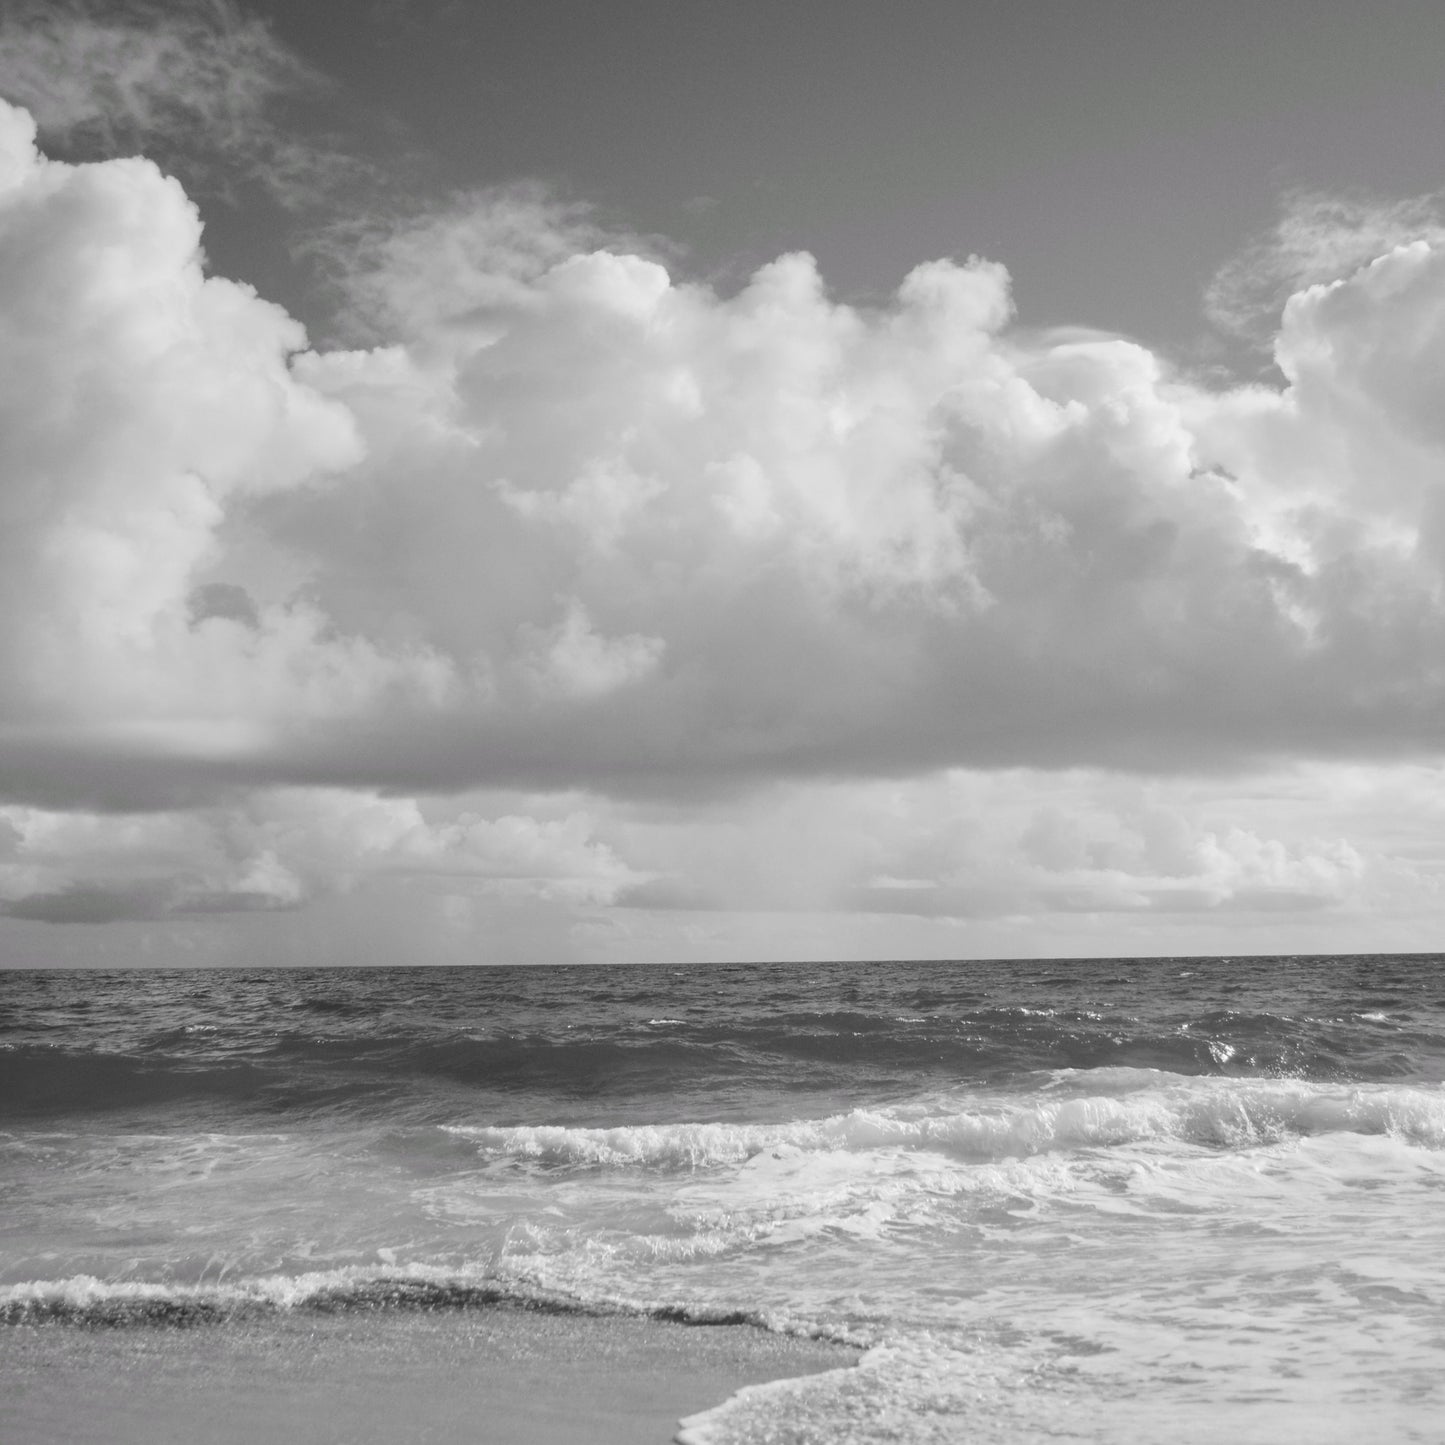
(3, 956, 1444, 1443)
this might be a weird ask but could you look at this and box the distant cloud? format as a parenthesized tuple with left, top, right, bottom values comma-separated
(0, 788, 636, 923)
(611, 772, 1370, 923)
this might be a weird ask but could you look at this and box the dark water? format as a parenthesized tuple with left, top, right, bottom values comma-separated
(3, 956, 1444, 1443)
(4, 955, 1442, 1127)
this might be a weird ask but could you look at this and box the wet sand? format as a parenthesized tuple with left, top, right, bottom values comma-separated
(0, 1306, 856, 1445)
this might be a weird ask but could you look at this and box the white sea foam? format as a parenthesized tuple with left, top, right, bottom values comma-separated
(676, 1308, 1445, 1445)
(446, 1076, 1445, 1171)
(677, 1333, 1090, 1445)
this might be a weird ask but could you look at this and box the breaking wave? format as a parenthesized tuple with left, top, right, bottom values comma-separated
(0, 1266, 811, 1334)
(447, 1075, 1445, 1168)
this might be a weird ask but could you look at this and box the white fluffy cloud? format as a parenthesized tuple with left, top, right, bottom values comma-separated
(260, 217, 1445, 793)
(0, 100, 455, 805)
(7, 90, 1445, 952)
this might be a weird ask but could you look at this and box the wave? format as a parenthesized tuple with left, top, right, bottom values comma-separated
(446, 1075, 1445, 1169)
(5, 994, 1441, 1122)
(0, 1265, 819, 1334)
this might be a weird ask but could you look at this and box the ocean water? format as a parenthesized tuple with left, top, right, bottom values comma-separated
(3, 956, 1444, 1443)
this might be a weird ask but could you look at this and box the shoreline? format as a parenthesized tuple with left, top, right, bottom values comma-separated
(0, 1305, 858, 1445)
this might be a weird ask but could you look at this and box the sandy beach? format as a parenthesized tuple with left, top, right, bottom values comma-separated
(0, 1306, 856, 1445)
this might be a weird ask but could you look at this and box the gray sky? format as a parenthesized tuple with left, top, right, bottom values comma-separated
(188, 0, 1445, 348)
(5, 0, 1445, 965)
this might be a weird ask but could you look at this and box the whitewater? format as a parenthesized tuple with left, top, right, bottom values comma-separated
(3, 956, 1443, 1442)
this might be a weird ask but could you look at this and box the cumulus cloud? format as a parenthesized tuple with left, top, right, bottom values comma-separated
(0, 99, 458, 806)
(10, 97, 1445, 806)
(8, 89, 1445, 943)
(262, 228, 1445, 794)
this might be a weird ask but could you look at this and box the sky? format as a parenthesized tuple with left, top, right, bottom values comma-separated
(4, 0, 1445, 966)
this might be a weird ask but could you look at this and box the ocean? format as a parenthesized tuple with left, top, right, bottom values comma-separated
(2, 956, 1443, 1443)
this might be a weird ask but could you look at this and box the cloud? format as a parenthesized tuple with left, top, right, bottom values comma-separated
(1205, 190, 1445, 345)
(313, 184, 648, 344)
(10, 100, 1445, 819)
(0, 0, 366, 211)
(8, 92, 1445, 945)
(0, 767, 1387, 937)
(520, 600, 665, 700)
(608, 771, 1372, 923)
(262, 232, 1445, 796)
(0, 99, 456, 808)
(0, 788, 637, 923)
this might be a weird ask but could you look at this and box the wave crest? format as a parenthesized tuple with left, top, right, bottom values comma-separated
(447, 1077, 1445, 1169)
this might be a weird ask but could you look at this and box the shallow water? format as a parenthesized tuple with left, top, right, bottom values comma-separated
(3, 956, 1444, 1441)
